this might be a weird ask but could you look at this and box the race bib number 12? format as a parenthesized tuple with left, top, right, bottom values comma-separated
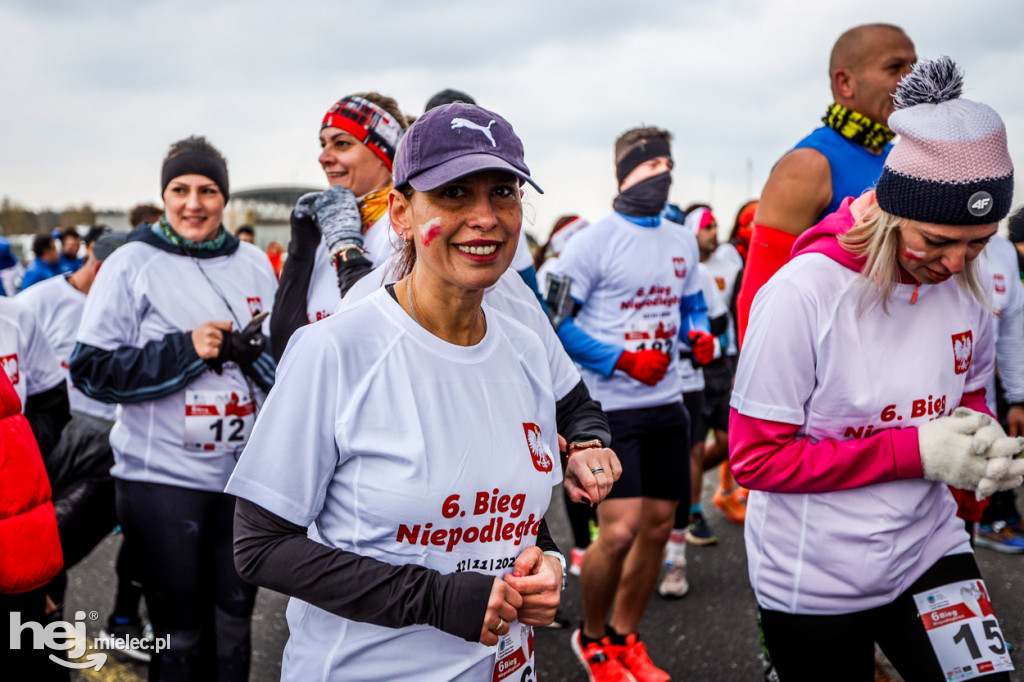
(913, 579, 1013, 680)
(184, 389, 255, 455)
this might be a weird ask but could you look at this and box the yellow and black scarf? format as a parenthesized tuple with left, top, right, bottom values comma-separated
(822, 104, 896, 153)
(359, 184, 392, 233)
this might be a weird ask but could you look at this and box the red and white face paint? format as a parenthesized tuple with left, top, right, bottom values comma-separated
(418, 218, 442, 247)
(897, 219, 997, 285)
(390, 170, 522, 294)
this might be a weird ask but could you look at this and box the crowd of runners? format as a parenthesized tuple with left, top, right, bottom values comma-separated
(2, 19, 1024, 682)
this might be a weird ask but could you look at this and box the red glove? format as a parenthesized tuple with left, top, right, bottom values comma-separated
(615, 349, 670, 386)
(687, 330, 716, 366)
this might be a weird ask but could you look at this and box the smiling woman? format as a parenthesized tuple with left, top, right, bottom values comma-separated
(224, 104, 617, 681)
(69, 135, 279, 681)
(269, 92, 409, 359)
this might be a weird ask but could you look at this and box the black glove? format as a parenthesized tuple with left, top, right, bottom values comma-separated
(211, 317, 267, 372)
(293, 191, 321, 221)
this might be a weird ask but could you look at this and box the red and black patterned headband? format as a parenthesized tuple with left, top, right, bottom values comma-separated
(321, 96, 404, 172)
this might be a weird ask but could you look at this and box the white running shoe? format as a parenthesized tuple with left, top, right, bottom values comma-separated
(658, 558, 689, 599)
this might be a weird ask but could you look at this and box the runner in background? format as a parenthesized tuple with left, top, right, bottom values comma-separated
(973, 230, 1024, 553)
(704, 201, 756, 523)
(730, 58, 1021, 680)
(535, 213, 596, 578)
(736, 23, 916, 344)
(56, 227, 84, 274)
(71, 136, 278, 681)
(17, 229, 155, 660)
(549, 126, 715, 682)
(270, 93, 408, 360)
(128, 203, 163, 229)
(20, 233, 62, 291)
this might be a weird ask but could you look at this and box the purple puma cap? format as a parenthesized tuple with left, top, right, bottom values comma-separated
(393, 102, 543, 193)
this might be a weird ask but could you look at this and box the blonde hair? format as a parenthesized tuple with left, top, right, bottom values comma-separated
(838, 202, 988, 313)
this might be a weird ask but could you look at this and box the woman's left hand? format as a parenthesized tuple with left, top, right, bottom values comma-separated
(564, 447, 622, 506)
(502, 546, 561, 627)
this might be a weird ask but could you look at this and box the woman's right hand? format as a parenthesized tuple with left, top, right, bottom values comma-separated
(478, 577, 522, 646)
(192, 321, 232, 359)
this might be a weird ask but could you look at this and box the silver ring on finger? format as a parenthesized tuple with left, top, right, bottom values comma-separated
(591, 467, 605, 475)
(493, 617, 506, 634)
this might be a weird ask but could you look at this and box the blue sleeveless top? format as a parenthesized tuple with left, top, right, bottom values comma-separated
(794, 126, 891, 222)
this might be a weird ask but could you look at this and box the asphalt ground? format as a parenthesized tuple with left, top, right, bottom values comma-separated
(64, 470, 1024, 681)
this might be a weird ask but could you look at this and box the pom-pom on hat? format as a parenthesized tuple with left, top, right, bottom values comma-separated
(875, 56, 1013, 225)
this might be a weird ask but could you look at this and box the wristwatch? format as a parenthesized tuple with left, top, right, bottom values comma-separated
(566, 438, 603, 460)
(542, 550, 568, 592)
(330, 243, 365, 267)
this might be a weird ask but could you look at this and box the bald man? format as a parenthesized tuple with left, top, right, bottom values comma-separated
(736, 23, 915, 343)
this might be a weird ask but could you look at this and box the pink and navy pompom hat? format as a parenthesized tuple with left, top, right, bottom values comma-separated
(875, 56, 1013, 225)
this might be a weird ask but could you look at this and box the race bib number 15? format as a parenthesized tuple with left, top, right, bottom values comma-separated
(184, 389, 255, 454)
(913, 579, 1013, 680)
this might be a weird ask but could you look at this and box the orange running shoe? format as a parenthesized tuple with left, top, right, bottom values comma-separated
(570, 629, 635, 682)
(712, 486, 747, 524)
(615, 633, 671, 682)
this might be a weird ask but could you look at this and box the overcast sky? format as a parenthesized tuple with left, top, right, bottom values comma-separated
(2, 0, 1022, 239)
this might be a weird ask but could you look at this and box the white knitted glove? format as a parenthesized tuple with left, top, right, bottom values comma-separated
(969, 416, 1024, 498)
(920, 408, 1024, 498)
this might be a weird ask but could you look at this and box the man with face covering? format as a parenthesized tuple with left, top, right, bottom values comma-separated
(735, 23, 916, 344)
(547, 126, 715, 682)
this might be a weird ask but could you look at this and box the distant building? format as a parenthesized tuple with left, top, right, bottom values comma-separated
(225, 186, 322, 249)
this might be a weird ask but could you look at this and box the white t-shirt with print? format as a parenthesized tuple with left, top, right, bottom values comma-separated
(306, 214, 396, 323)
(77, 241, 279, 492)
(677, 264, 728, 393)
(0, 296, 64, 410)
(731, 252, 988, 614)
(548, 213, 703, 411)
(981, 235, 1024, 411)
(337, 260, 580, 401)
(17, 275, 116, 420)
(703, 244, 743, 357)
(227, 288, 562, 681)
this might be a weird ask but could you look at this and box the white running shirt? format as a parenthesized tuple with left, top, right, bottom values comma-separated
(77, 241, 279, 492)
(227, 288, 562, 681)
(981, 235, 1024, 411)
(306, 214, 397, 324)
(17, 275, 116, 420)
(548, 213, 703, 411)
(0, 297, 64, 410)
(732, 252, 987, 614)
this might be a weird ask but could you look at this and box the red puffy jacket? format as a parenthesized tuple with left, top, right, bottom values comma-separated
(0, 371, 63, 593)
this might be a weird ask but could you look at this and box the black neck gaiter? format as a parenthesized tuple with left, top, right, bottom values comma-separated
(613, 172, 672, 218)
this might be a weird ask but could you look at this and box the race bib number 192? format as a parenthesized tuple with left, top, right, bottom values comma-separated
(184, 389, 255, 454)
(913, 579, 1013, 680)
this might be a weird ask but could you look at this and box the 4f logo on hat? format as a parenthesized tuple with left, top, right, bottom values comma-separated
(523, 423, 553, 473)
(952, 331, 973, 375)
(968, 191, 993, 217)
